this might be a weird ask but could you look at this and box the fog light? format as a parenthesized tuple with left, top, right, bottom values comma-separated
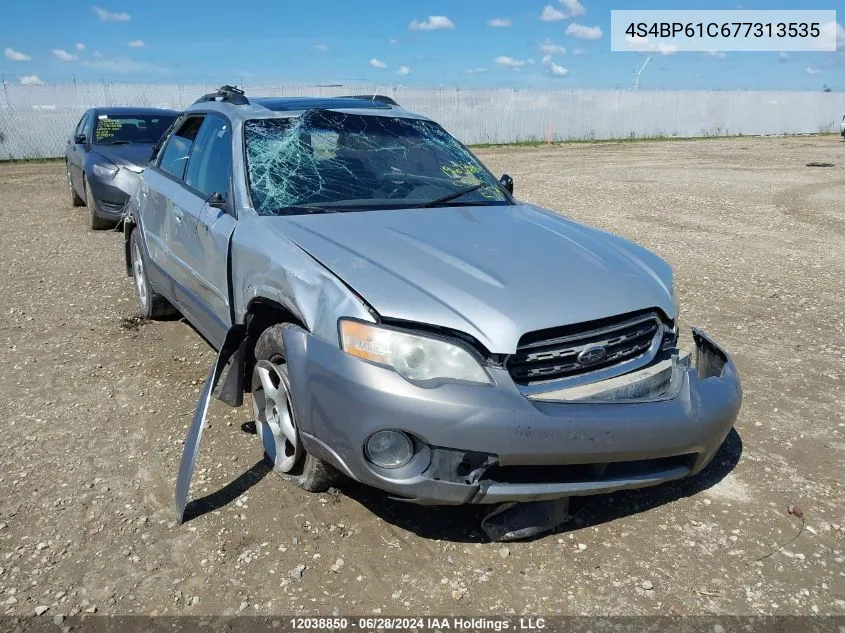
(365, 430, 413, 469)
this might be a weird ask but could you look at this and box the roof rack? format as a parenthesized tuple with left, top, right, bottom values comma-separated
(339, 94, 400, 107)
(193, 85, 249, 106)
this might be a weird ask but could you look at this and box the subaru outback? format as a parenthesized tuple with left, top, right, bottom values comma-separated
(123, 86, 742, 512)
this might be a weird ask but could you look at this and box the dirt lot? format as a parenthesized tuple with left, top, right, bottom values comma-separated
(0, 136, 843, 618)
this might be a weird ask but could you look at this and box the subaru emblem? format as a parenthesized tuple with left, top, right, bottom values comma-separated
(577, 345, 607, 366)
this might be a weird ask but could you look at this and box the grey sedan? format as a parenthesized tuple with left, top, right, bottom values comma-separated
(65, 107, 177, 229)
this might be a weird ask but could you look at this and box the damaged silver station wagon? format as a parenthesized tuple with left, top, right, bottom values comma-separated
(122, 86, 742, 521)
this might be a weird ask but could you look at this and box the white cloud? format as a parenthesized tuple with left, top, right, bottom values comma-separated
(409, 16, 454, 31)
(388, 38, 399, 45)
(566, 23, 603, 41)
(495, 56, 529, 70)
(369, 58, 388, 69)
(560, 0, 586, 17)
(397, 66, 410, 76)
(572, 48, 586, 56)
(75, 43, 86, 51)
(312, 43, 329, 51)
(19, 75, 44, 85)
(92, 6, 131, 21)
(625, 35, 677, 55)
(541, 55, 569, 77)
(814, 21, 845, 50)
(540, 39, 566, 55)
(465, 67, 487, 74)
(82, 56, 168, 74)
(4, 48, 31, 62)
(52, 49, 79, 61)
(127, 39, 145, 48)
(778, 51, 789, 63)
(488, 17, 511, 28)
(540, 5, 566, 21)
(704, 50, 726, 59)
(805, 66, 821, 75)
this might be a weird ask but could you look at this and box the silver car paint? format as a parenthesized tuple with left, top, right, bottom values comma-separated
(266, 203, 675, 353)
(128, 97, 741, 512)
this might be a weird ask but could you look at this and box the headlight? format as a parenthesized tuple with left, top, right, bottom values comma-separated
(92, 161, 119, 179)
(339, 319, 491, 384)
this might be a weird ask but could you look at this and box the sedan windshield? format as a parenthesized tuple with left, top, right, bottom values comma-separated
(94, 114, 177, 145)
(244, 110, 511, 215)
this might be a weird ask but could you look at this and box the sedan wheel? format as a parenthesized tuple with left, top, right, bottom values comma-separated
(252, 359, 302, 473)
(68, 166, 84, 207)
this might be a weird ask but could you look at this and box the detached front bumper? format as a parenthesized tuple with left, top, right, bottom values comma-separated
(283, 328, 742, 505)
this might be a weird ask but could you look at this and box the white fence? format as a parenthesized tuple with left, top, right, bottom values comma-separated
(1, 81, 843, 159)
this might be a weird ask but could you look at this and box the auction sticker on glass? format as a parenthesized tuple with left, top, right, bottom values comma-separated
(611, 10, 837, 52)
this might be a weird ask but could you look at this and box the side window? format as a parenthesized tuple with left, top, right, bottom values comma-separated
(73, 113, 89, 139)
(185, 115, 232, 197)
(158, 116, 204, 181)
(150, 116, 182, 164)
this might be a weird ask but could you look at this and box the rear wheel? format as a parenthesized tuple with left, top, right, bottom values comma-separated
(129, 227, 175, 319)
(84, 177, 117, 230)
(252, 323, 339, 492)
(67, 165, 84, 207)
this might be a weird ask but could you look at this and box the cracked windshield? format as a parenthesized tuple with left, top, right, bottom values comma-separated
(244, 109, 510, 215)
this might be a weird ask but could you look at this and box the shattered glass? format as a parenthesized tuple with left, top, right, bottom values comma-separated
(244, 110, 509, 215)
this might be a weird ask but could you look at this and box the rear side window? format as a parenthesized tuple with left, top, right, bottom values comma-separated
(185, 115, 232, 197)
(158, 116, 204, 180)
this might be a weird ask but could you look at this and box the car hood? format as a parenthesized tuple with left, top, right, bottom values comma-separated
(269, 204, 676, 353)
(92, 143, 154, 172)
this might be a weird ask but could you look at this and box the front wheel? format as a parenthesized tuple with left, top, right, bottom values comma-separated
(67, 165, 84, 207)
(84, 177, 117, 230)
(252, 323, 339, 492)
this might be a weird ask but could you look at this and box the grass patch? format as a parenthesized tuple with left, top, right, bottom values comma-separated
(0, 157, 65, 164)
(470, 132, 838, 149)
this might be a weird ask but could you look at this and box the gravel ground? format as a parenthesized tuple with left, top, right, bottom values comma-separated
(0, 136, 843, 618)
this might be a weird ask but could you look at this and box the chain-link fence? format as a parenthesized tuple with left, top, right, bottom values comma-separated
(1, 80, 844, 159)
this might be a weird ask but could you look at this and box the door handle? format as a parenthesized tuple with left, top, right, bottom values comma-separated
(174, 207, 184, 224)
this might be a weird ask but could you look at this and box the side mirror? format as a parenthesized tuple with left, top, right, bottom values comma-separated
(499, 174, 514, 195)
(74, 133, 87, 145)
(208, 192, 227, 209)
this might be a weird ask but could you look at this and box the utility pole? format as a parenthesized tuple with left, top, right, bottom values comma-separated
(633, 55, 652, 90)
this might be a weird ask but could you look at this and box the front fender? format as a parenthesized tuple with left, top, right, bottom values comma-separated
(230, 215, 375, 344)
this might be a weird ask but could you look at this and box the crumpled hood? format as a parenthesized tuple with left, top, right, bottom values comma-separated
(269, 204, 676, 353)
(92, 143, 155, 172)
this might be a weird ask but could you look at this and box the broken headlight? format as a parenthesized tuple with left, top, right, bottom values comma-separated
(92, 160, 119, 180)
(339, 319, 492, 385)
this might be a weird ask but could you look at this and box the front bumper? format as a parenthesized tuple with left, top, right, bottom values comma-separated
(283, 328, 742, 505)
(88, 169, 141, 218)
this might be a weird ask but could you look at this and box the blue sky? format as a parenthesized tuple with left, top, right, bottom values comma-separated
(1, 0, 843, 89)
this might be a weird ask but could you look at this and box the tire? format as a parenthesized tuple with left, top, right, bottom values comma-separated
(67, 165, 84, 207)
(84, 177, 118, 230)
(252, 323, 339, 492)
(129, 227, 176, 319)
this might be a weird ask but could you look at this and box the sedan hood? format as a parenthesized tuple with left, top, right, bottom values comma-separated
(92, 143, 155, 172)
(270, 204, 676, 353)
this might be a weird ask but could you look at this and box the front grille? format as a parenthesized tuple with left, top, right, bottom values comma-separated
(507, 310, 663, 386)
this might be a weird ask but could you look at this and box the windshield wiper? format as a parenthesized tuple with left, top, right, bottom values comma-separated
(416, 183, 484, 208)
(103, 140, 133, 145)
(273, 204, 337, 215)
